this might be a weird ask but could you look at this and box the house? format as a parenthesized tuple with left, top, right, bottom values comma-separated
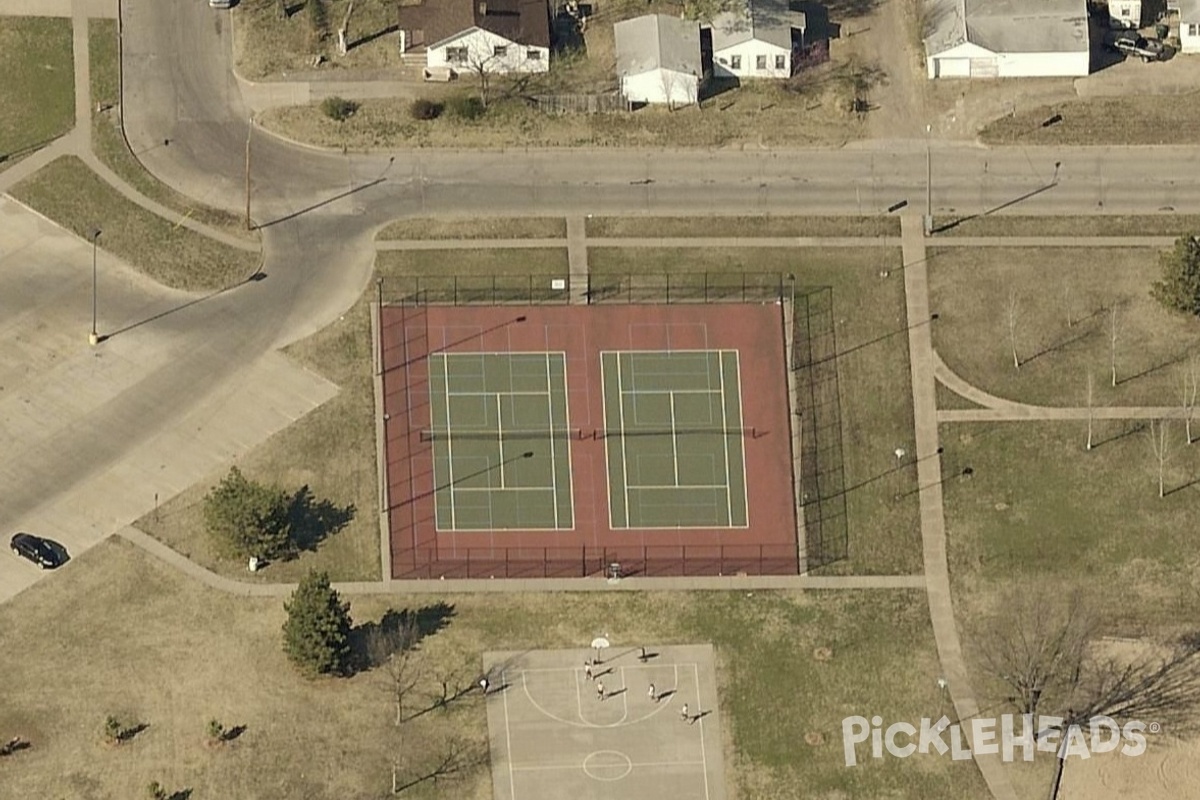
(703, 0, 807, 78)
(1108, 0, 1142, 29)
(397, 0, 550, 75)
(1174, 0, 1200, 53)
(614, 14, 702, 106)
(923, 0, 1091, 78)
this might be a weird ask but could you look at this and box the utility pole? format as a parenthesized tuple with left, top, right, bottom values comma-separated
(245, 116, 253, 231)
(88, 228, 102, 345)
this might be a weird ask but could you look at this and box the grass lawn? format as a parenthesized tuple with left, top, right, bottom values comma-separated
(590, 247, 921, 575)
(89, 20, 255, 240)
(233, 0, 410, 80)
(0, 17, 74, 162)
(0, 538, 987, 799)
(939, 417, 1200, 799)
(376, 216, 567, 240)
(931, 214, 1200, 238)
(979, 93, 1200, 146)
(259, 58, 866, 149)
(9, 156, 260, 291)
(137, 294, 382, 583)
(139, 247, 568, 582)
(587, 215, 901, 238)
(936, 379, 984, 411)
(928, 247, 1200, 408)
(942, 420, 1200, 632)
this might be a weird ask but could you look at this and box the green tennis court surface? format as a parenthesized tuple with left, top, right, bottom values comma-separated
(601, 350, 749, 529)
(429, 353, 574, 530)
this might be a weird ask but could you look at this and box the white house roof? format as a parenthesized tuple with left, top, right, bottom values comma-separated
(706, 0, 806, 52)
(614, 14, 702, 76)
(924, 0, 1089, 57)
(1177, 0, 1200, 18)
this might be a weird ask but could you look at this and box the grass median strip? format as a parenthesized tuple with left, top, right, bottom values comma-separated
(10, 155, 260, 292)
(89, 19, 255, 240)
(932, 214, 1200, 238)
(980, 94, 1200, 146)
(0, 17, 74, 163)
(377, 216, 567, 241)
(587, 215, 900, 238)
(0, 539, 986, 799)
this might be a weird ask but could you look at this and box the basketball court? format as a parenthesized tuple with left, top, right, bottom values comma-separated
(484, 644, 727, 800)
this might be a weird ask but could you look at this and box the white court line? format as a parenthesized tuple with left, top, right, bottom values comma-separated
(453, 486, 556, 493)
(618, 388, 722, 395)
(669, 393, 680, 486)
(693, 663, 711, 800)
(615, 353, 633, 528)
(510, 760, 708, 772)
(557, 352, 575, 529)
(438, 356, 458, 531)
(717, 351, 734, 526)
(502, 668, 517, 800)
(446, 390, 551, 396)
(515, 664, 699, 673)
(518, 669, 686, 729)
(496, 393, 506, 488)
(731, 351, 749, 527)
(628, 484, 729, 491)
(545, 353, 559, 529)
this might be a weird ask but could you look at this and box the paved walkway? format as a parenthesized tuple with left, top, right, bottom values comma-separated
(901, 215, 1017, 800)
(0, 0, 114, 16)
(117, 526, 925, 595)
(566, 216, 588, 304)
(374, 234, 1181, 251)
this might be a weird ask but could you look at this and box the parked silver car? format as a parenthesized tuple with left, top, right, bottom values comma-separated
(1103, 31, 1165, 62)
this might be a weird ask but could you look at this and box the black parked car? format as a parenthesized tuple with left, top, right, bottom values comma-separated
(1103, 31, 1166, 61)
(10, 533, 66, 569)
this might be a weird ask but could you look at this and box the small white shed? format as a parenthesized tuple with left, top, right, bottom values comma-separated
(1108, 0, 1142, 29)
(614, 14, 702, 106)
(1178, 0, 1200, 53)
(924, 0, 1091, 79)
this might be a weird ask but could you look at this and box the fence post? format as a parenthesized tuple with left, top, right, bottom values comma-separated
(529, 274, 533, 304)
(466, 548, 471, 578)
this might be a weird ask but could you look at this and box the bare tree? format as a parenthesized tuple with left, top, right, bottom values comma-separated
(1006, 289, 1021, 370)
(391, 736, 487, 794)
(276, 0, 288, 20)
(977, 587, 1200, 726)
(365, 611, 424, 726)
(1086, 369, 1095, 451)
(1183, 356, 1197, 445)
(1110, 305, 1120, 387)
(1148, 418, 1170, 498)
(1062, 282, 1074, 328)
(337, 1, 355, 55)
(976, 587, 1096, 717)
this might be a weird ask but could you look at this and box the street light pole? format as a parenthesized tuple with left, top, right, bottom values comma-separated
(245, 116, 253, 231)
(88, 228, 101, 345)
(924, 124, 933, 236)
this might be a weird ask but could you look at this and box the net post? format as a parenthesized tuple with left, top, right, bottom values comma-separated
(742, 273, 747, 302)
(453, 276, 459, 306)
(667, 273, 672, 304)
(627, 274, 632, 304)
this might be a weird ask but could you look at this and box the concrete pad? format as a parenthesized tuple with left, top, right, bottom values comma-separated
(0, 198, 340, 602)
(484, 644, 727, 800)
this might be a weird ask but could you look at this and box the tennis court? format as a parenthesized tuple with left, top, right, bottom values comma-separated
(601, 351, 748, 529)
(427, 352, 574, 531)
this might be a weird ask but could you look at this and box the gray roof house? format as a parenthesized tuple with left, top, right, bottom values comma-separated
(614, 14, 702, 106)
(705, 0, 807, 78)
(923, 0, 1090, 78)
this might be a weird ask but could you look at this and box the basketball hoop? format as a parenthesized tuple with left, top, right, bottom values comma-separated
(607, 562, 621, 583)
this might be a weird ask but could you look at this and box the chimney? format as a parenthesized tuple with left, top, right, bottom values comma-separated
(478, 1, 487, 13)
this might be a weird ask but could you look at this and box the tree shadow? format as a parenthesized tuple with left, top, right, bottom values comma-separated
(1163, 477, 1200, 497)
(220, 724, 247, 743)
(287, 486, 355, 554)
(118, 722, 150, 743)
(348, 602, 456, 673)
(1116, 348, 1195, 386)
(392, 737, 488, 793)
(350, 24, 399, 50)
(167, 791, 193, 800)
(1091, 420, 1146, 449)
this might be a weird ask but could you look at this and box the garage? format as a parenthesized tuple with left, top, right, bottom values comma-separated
(934, 57, 970, 77)
(923, 0, 1091, 79)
